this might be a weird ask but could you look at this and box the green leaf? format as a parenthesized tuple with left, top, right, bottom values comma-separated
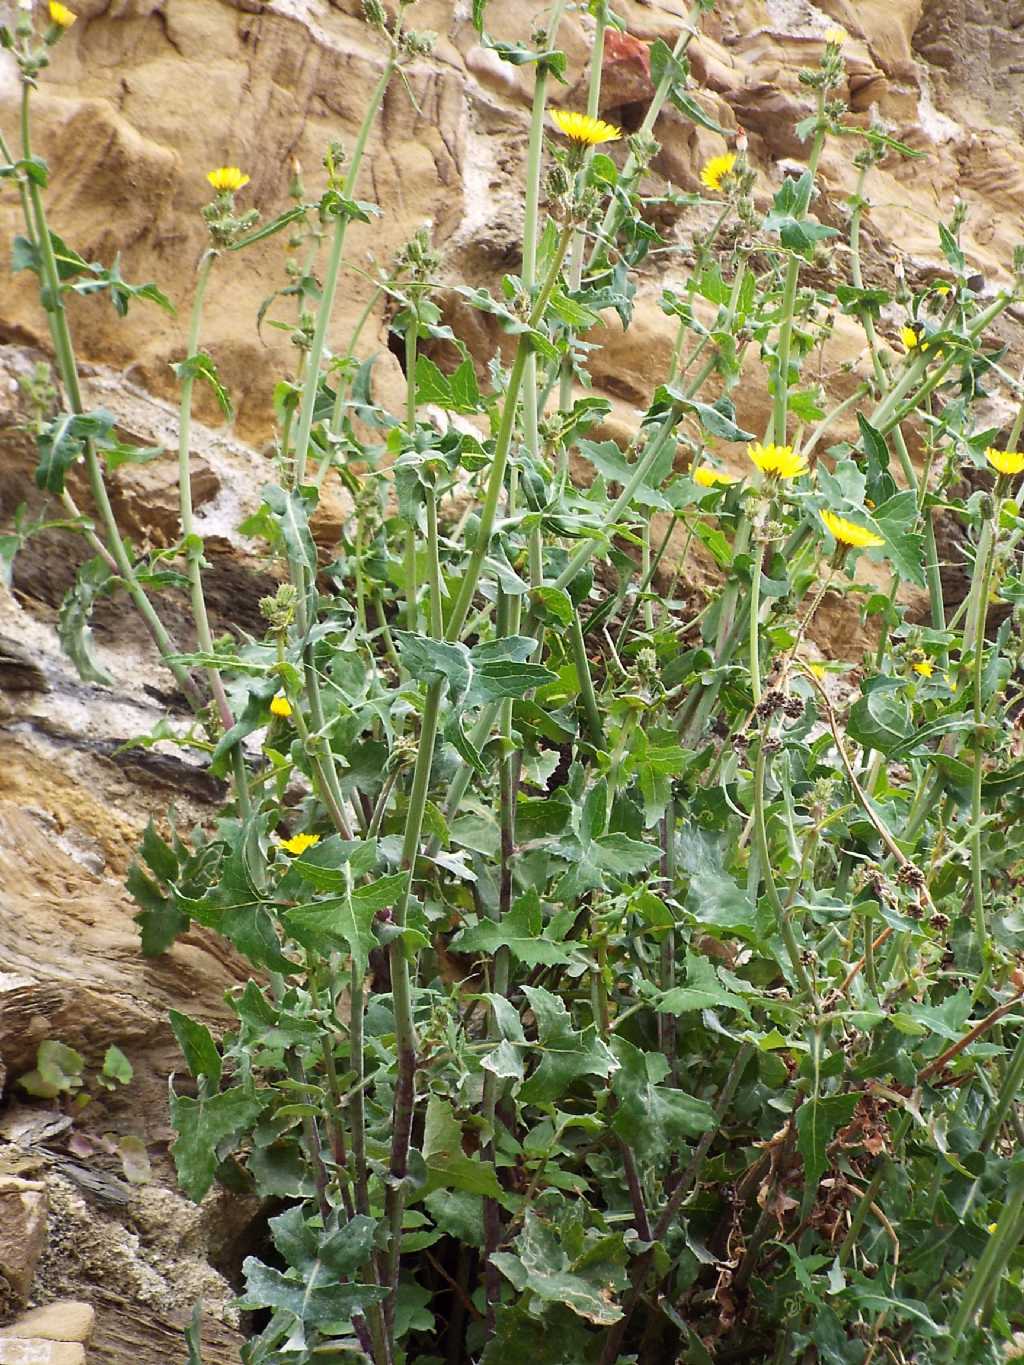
(235, 1256, 387, 1326)
(610, 1038, 715, 1158)
(658, 388, 755, 442)
(795, 1094, 859, 1188)
(762, 172, 838, 258)
(395, 631, 472, 695)
(870, 490, 926, 587)
(938, 222, 966, 275)
(422, 1095, 503, 1197)
(469, 660, 557, 703)
(835, 284, 891, 318)
(260, 482, 318, 576)
(591, 832, 661, 877)
(172, 351, 233, 419)
(35, 408, 116, 494)
(518, 986, 619, 1104)
(283, 876, 397, 980)
(451, 891, 573, 967)
(173, 840, 293, 973)
(102, 1044, 133, 1085)
(58, 554, 116, 686)
(128, 860, 189, 957)
(676, 828, 762, 940)
(170, 1084, 264, 1200)
(490, 1210, 627, 1326)
(530, 586, 574, 626)
(658, 951, 755, 1020)
(226, 203, 308, 251)
(669, 88, 725, 135)
(169, 1010, 222, 1088)
(847, 681, 914, 756)
(184, 1301, 203, 1365)
(18, 1040, 85, 1098)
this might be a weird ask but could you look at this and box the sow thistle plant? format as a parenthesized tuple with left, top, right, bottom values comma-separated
(8, 1, 1024, 1362)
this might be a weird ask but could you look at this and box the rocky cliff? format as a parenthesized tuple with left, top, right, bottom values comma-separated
(1, 0, 1022, 1357)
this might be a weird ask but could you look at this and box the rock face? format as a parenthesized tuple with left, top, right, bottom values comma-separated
(2, 0, 1024, 1358)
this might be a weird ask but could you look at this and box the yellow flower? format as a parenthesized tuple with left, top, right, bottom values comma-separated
(824, 27, 847, 44)
(270, 693, 292, 718)
(809, 661, 827, 680)
(206, 166, 251, 193)
(747, 442, 808, 480)
(693, 466, 738, 488)
(820, 508, 884, 548)
(900, 324, 921, 351)
(912, 659, 934, 678)
(550, 110, 621, 147)
(989, 1222, 999, 1235)
(985, 446, 1024, 476)
(935, 281, 952, 295)
(48, 0, 77, 25)
(279, 832, 321, 856)
(700, 152, 737, 193)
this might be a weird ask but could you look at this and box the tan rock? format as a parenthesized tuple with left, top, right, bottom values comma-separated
(0, 1178, 47, 1300)
(0, 1344, 86, 1365)
(0, 1302, 95, 1345)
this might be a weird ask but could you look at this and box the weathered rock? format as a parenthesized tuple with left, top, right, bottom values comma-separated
(0, 1178, 47, 1301)
(0, 1344, 85, 1365)
(0, 1301, 95, 1344)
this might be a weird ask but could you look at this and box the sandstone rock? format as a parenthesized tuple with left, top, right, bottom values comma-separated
(0, 1301, 95, 1344)
(0, 1344, 85, 1365)
(0, 1177, 47, 1301)
(600, 29, 654, 109)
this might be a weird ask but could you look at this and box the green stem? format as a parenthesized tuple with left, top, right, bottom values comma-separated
(447, 221, 574, 640)
(754, 741, 814, 997)
(569, 608, 605, 746)
(178, 249, 251, 813)
(749, 540, 765, 706)
(772, 90, 826, 445)
(404, 320, 419, 633)
(965, 497, 999, 965)
(946, 1182, 1024, 1353)
(589, 3, 705, 265)
(292, 61, 395, 488)
(552, 407, 681, 594)
(20, 83, 203, 712)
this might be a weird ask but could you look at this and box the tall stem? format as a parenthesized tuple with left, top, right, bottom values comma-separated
(19, 83, 203, 711)
(178, 249, 251, 812)
(964, 496, 999, 965)
(771, 89, 826, 446)
(447, 222, 574, 641)
(292, 61, 395, 488)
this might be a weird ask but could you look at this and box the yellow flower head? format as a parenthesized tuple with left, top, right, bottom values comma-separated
(824, 27, 847, 44)
(934, 281, 952, 296)
(912, 659, 934, 678)
(693, 466, 738, 488)
(820, 508, 884, 548)
(700, 152, 737, 193)
(206, 166, 251, 193)
(985, 447, 1024, 476)
(48, 0, 77, 26)
(270, 693, 292, 718)
(900, 324, 927, 353)
(279, 832, 321, 856)
(809, 661, 827, 680)
(747, 442, 808, 480)
(550, 110, 621, 147)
